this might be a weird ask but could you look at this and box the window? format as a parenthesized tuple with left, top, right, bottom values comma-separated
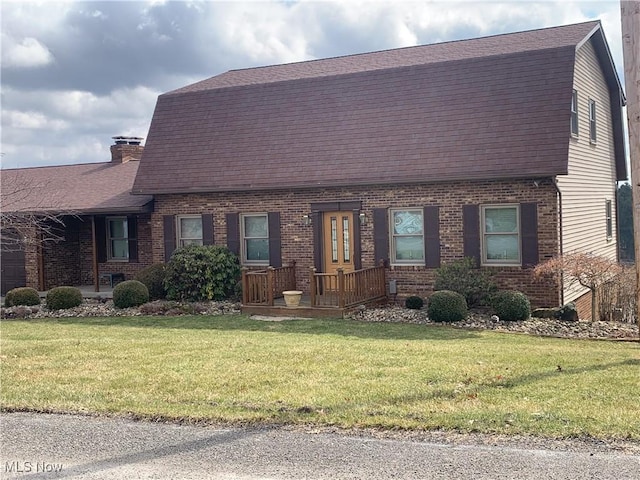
(570, 89, 579, 136)
(481, 205, 520, 265)
(605, 200, 613, 239)
(107, 217, 128, 260)
(390, 209, 424, 264)
(589, 99, 597, 143)
(241, 214, 269, 264)
(177, 215, 203, 246)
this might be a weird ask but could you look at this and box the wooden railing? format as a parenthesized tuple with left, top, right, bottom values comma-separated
(309, 262, 387, 308)
(242, 261, 297, 305)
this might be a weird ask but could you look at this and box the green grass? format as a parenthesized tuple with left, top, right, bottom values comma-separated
(1, 315, 639, 440)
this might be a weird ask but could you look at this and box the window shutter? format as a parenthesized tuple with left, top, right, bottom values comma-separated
(268, 212, 282, 268)
(163, 215, 176, 262)
(202, 214, 214, 246)
(352, 211, 362, 270)
(95, 216, 107, 263)
(463, 205, 480, 267)
(311, 212, 323, 271)
(226, 213, 240, 256)
(127, 216, 138, 262)
(520, 203, 539, 268)
(373, 208, 389, 266)
(424, 206, 440, 268)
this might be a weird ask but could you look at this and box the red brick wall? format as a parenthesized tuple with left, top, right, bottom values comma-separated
(151, 178, 562, 308)
(38, 214, 154, 289)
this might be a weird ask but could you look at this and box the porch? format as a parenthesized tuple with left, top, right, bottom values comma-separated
(240, 261, 388, 318)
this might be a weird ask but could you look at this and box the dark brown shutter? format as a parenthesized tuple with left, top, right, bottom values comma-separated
(520, 203, 539, 268)
(373, 208, 389, 266)
(95, 216, 107, 263)
(226, 213, 240, 256)
(202, 214, 214, 246)
(463, 205, 480, 267)
(424, 206, 440, 268)
(268, 212, 282, 268)
(311, 212, 323, 271)
(127, 216, 138, 262)
(163, 215, 176, 261)
(352, 211, 362, 270)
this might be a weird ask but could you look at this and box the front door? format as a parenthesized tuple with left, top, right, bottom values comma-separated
(322, 211, 355, 275)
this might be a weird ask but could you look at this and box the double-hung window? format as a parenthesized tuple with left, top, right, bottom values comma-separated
(107, 217, 128, 261)
(390, 209, 424, 264)
(589, 99, 597, 143)
(570, 89, 579, 136)
(482, 205, 520, 265)
(177, 215, 203, 246)
(242, 214, 269, 264)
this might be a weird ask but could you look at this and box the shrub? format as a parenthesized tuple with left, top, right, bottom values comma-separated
(427, 290, 468, 322)
(134, 263, 167, 300)
(5, 287, 40, 307)
(46, 286, 83, 310)
(491, 290, 531, 321)
(164, 245, 241, 302)
(434, 257, 497, 307)
(405, 296, 424, 310)
(113, 280, 150, 308)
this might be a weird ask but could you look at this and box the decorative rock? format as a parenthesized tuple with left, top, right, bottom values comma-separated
(491, 315, 500, 322)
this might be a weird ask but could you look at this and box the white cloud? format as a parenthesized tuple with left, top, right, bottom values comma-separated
(3, 110, 67, 130)
(1, 35, 54, 68)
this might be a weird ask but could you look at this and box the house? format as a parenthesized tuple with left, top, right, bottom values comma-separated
(131, 20, 626, 316)
(0, 138, 154, 294)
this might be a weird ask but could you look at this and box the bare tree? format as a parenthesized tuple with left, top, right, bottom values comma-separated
(1, 170, 72, 252)
(533, 253, 624, 321)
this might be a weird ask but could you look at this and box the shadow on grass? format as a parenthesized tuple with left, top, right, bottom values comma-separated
(380, 359, 640, 405)
(23, 315, 481, 341)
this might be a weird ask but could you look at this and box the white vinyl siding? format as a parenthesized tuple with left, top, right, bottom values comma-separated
(558, 38, 618, 303)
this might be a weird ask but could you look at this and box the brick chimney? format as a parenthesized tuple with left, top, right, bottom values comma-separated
(110, 136, 144, 163)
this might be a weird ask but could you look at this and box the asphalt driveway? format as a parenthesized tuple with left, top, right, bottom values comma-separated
(1, 412, 639, 479)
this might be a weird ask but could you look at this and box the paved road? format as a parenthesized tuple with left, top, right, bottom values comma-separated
(1, 413, 639, 479)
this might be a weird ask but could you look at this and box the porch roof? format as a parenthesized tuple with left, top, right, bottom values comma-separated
(0, 160, 153, 215)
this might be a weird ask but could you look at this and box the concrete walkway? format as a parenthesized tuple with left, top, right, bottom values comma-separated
(1, 413, 638, 479)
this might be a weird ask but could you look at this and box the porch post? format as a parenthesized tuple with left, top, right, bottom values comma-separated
(267, 267, 275, 306)
(309, 267, 317, 307)
(91, 215, 100, 292)
(337, 268, 345, 308)
(241, 268, 249, 305)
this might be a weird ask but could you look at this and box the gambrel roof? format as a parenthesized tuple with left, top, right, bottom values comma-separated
(133, 21, 626, 195)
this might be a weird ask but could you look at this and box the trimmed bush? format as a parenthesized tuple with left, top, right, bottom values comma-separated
(434, 257, 497, 307)
(5, 287, 40, 307)
(164, 245, 241, 302)
(113, 280, 150, 308)
(134, 263, 167, 300)
(491, 290, 531, 321)
(427, 290, 468, 322)
(46, 286, 83, 310)
(405, 296, 424, 310)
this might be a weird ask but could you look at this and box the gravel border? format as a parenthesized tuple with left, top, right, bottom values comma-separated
(2, 300, 638, 340)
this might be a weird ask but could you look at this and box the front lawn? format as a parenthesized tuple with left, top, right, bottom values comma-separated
(1, 315, 638, 439)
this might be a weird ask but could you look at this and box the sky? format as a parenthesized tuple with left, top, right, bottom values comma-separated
(0, 0, 628, 169)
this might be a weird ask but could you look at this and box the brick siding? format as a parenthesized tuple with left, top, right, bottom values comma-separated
(152, 178, 562, 308)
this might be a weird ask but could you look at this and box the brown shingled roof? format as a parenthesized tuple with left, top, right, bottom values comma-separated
(133, 21, 624, 195)
(1, 161, 153, 215)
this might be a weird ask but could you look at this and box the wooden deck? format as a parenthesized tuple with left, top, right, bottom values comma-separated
(241, 262, 388, 318)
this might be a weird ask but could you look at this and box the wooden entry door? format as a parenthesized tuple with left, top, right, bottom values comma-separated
(323, 211, 355, 274)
